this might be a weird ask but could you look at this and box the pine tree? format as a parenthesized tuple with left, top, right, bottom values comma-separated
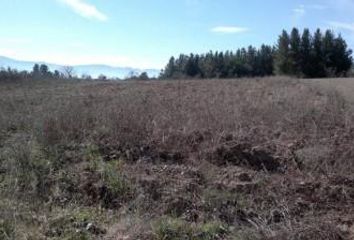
(160, 27, 352, 79)
(322, 30, 336, 76)
(202, 51, 216, 78)
(39, 64, 49, 76)
(289, 28, 301, 76)
(246, 46, 257, 76)
(32, 64, 40, 76)
(311, 29, 326, 78)
(276, 30, 291, 75)
(184, 54, 200, 77)
(332, 35, 353, 76)
(299, 28, 312, 77)
(163, 57, 176, 79)
(258, 45, 274, 76)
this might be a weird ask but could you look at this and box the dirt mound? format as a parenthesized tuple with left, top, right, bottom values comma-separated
(209, 143, 281, 172)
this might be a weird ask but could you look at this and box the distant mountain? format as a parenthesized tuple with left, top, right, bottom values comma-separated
(0, 56, 160, 79)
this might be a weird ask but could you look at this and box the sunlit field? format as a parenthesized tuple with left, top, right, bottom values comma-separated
(1, 77, 354, 239)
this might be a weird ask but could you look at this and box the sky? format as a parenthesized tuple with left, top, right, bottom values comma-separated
(0, 0, 354, 69)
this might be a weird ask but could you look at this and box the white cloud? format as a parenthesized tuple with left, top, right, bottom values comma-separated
(292, 4, 328, 19)
(293, 5, 306, 17)
(58, 0, 108, 21)
(211, 26, 249, 34)
(328, 21, 354, 32)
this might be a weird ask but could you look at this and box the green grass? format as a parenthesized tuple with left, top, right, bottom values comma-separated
(152, 217, 228, 240)
(0, 219, 15, 240)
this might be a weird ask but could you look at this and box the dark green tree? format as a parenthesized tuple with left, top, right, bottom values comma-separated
(258, 45, 274, 76)
(160, 28, 352, 79)
(162, 57, 176, 79)
(322, 30, 336, 75)
(332, 35, 353, 76)
(299, 28, 312, 77)
(289, 28, 302, 76)
(139, 72, 149, 80)
(184, 54, 201, 77)
(54, 70, 61, 78)
(32, 64, 40, 76)
(310, 29, 326, 78)
(275, 30, 292, 75)
(39, 64, 49, 76)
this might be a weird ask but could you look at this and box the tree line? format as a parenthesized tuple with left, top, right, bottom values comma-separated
(160, 28, 353, 79)
(161, 45, 274, 79)
(0, 64, 153, 81)
(0, 64, 75, 81)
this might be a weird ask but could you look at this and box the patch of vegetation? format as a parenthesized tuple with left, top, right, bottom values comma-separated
(0, 219, 15, 240)
(0, 139, 54, 200)
(85, 144, 106, 173)
(85, 146, 136, 208)
(101, 160, 135, 205)
(152, 217, 228, 240)
(229, 229, 263, 240)
(203, 187, 249, 209)
(45, 207, 107, 240)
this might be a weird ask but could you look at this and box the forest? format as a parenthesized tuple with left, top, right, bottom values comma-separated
(160, 28, 353, 79)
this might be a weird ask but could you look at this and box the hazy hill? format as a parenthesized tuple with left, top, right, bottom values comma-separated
(0, 56, 160, 79)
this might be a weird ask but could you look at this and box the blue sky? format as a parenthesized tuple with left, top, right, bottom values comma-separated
(0, 0, 354, 69)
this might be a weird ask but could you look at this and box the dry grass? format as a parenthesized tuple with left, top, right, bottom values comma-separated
(1, 77, 354, 239)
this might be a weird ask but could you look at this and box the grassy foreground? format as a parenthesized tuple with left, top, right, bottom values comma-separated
(1, 77, 354, 239)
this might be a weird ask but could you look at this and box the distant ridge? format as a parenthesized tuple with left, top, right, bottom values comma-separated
(0, 56, 160, 79)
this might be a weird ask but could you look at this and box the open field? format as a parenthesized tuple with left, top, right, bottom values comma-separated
(1, 77, 354, 239)
(305, 78, 354, 103)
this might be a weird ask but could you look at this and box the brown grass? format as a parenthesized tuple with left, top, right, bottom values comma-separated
(1, 77, 354, 239)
